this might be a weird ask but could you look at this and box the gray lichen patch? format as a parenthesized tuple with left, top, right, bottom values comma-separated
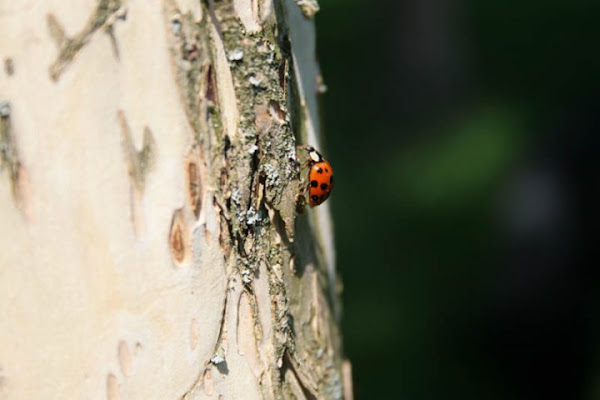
(47, 0, 126, 81)
(211, 0, 297, 216)
(0, 102, 32, 220)
(0, 102, 17, 171)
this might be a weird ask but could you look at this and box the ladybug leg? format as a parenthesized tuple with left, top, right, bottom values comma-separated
(296, 145, 313, 152)
(297, 180, 308, 197)
(295, 180, 308, 213)
(295, 171, 309, 214)
(296, 172, 308, 197)
(295, 191, 307, 213)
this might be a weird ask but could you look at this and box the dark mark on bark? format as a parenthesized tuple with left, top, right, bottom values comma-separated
(47, 0, 125, 81)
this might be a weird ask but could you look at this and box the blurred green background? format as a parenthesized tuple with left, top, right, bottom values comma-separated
(315, 0, 600, 399)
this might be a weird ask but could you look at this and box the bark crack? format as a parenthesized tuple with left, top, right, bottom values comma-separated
(283, 350, 320, 399)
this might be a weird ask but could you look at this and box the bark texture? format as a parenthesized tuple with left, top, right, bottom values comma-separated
(0, 0, 349, 399)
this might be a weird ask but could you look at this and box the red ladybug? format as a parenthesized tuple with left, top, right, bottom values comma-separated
(298, 145, 334, 207)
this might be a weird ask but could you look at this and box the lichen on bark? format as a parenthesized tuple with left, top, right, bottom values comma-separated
(0, 0, 347, 398)
(165, 0, 345, 398)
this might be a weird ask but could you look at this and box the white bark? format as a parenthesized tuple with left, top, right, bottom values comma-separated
(0, 0, 349, 399)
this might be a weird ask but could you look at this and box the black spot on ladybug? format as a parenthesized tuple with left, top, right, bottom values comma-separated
(319, 195, 326, 202)
(311, 180, 318, 187)
(325, 168, 329, 173)
(317, 168, 323, 173)
(311, 195, 319, 202)
(320, 183, 328, 190)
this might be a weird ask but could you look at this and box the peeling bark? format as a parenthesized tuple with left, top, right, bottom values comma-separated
(0, 0, 349, 399)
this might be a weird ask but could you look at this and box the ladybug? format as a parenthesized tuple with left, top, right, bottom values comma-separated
(297, 145, 334, 207)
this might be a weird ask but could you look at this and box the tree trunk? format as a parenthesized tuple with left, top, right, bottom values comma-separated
(0, 0, 350, 399)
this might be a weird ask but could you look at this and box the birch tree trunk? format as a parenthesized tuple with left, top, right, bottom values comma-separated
(0, 0, 350, 399)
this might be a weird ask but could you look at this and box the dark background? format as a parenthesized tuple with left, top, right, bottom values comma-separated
(315, 0, 600, 399)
